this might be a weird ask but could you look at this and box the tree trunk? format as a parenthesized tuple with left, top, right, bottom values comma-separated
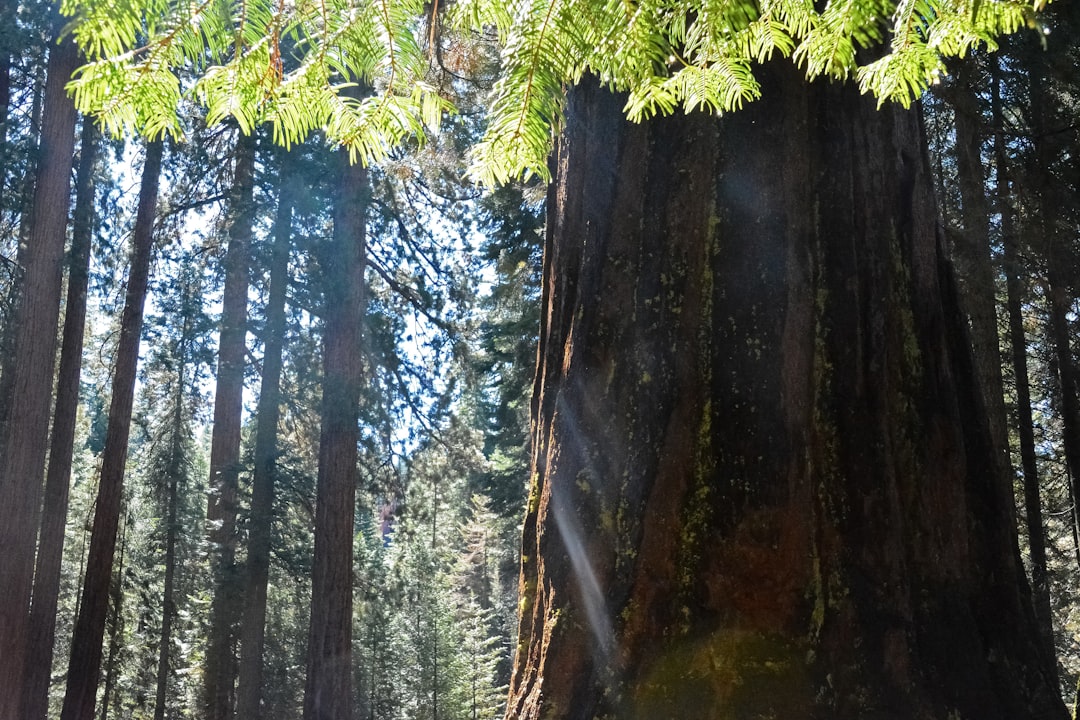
(947, 60, 1010, 481)
(506, 67, 1064, 720)
(204, 130, 256, 720)
(60, 138, 164, 720)
(99, 515, 128, 720)
(0, 25, 79, 720)
(153, 412, 182, 720)
(236, 152, 296, 720)
(991, 58, 1055, 671)
(21, 118, 101, 720)
(302, 144, 367, 720)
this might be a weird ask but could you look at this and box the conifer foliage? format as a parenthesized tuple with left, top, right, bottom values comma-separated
(63, 0, 1045, 183)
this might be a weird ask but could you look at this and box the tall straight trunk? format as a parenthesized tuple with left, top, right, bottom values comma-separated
(153, 418, 183, 720)
(236, 153, 296, 720)
(948, 60, 1010, 479)
(992, 59, 1055, 668)
(302, 143, 368, 720)
(506, 67, 1064, 720)
(60, 138, 164, 720)
(21, 118, 100, 720)
(153, 272, 197, 720)
(98, 515, 128, 720)
(204, 130, 256, 720)
(0, 24, 79, 720)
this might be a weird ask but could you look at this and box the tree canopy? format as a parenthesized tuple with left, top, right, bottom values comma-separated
(62, 0, 1046, 183)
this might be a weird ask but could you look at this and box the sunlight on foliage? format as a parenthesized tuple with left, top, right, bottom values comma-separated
(61, 0, 1047, 181)
(62, 0, 450, 162)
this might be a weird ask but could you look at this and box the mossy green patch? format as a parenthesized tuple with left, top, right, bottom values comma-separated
(628, 627, 811, 719)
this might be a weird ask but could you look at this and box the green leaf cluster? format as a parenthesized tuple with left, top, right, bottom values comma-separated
(467, 0, 1042, 182)
(63, 0, 449, 165)
(62, 0, 1045, 181)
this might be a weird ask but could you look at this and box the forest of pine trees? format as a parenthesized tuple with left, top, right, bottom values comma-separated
(0, 0, 1076, 717)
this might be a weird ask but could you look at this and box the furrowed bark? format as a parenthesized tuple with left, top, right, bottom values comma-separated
(507, 67, 1063, 720)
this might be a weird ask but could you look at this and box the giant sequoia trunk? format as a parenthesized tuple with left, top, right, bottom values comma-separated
(507, 66, 1065, 720)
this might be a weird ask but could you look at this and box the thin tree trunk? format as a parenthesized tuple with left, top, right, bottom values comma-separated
(98, 514, 128, 720)
(506, 67, 1064, 720)
(204, 130, 256, 720)
(60, 138, 164, 720)
(236, 152, 296, 720)
(302, 142, 368, 720)
(0, 25, 80, 720)
(991, 58, 1055, 672)
(948, 59, 1010, 480)
(153, 419, 182, 720)
(21, 118, 100, 720)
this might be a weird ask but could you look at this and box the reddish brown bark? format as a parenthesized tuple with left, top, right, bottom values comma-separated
(60, 138, 164, 720)
(0, 26, 79, 720)
(21, 118, 100, 720)
(507, 66, 1064, 719)
(302, 145, 367, 720)
(204, 131, 256, 720)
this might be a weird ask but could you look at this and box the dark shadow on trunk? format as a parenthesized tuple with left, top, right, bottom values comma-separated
(507, 65, 1064, 720)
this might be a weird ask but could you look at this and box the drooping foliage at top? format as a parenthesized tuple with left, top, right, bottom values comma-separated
(62, 0, 1047, 182)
